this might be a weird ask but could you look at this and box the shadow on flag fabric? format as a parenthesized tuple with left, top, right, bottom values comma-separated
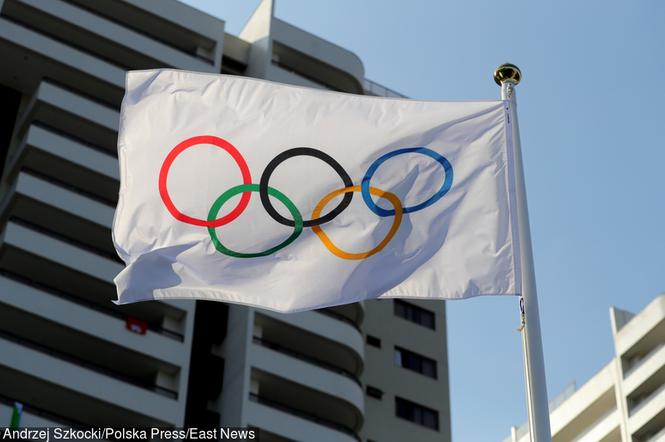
(113, 69, 521, 313)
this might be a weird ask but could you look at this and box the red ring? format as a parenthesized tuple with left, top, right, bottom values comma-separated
(158, 135, 252, 228)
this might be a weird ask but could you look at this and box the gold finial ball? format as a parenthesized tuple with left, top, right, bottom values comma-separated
(494, 63, 522, 86)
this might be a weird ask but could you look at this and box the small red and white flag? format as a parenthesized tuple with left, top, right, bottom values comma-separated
(125, 317, 147, 335)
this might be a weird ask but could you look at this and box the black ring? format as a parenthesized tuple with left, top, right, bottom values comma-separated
(259, 147, 354, 227)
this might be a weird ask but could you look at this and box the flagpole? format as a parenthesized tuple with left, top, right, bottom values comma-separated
(494, 63, 552, 442)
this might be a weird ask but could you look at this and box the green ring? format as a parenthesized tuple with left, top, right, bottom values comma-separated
(207, 184, 303, 258)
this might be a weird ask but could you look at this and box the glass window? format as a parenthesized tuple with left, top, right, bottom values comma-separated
(366, 335, 381, 348)
(395, 397, 439, 430)
(366, 386, 384, 399)
(394, 347, 437, 379)
(393, 300, 435, 330)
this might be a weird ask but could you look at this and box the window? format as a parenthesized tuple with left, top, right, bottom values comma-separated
(366, 386, 383, 400)
(394, 347, 437, 379)
(395, 397, 439, 430)
(366, 335, 381, 348)
(393, 300, 435, 329)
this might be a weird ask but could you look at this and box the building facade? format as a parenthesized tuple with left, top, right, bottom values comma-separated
(506, 294, 665, 442)
(0, 1, 451, 441)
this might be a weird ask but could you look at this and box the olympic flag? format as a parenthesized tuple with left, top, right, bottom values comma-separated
(113, 69, 521, 312)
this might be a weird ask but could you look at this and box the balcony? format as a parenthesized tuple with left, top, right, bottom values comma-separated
(253, 337, 360, 387)
(568, 408, 621, 442)
(319, 302, 364, 331)
(0, 14, 124, 106)
(363, 78, 407, 98)
(0, 274, 188, 369)
(271, 18, 364, 94)
(2, 171, 115, 257)
(8, 124, 119, 204)
(222, 34, 250, 75)
(249, 363, 362, 437)
(628, 373, 665, 435)
(17, 80, 119, 153)
(0, 393, 68, 427)
(3, 0, 218, 72)
(629, 384, 665, 439)
(250, 337, 363, 411)
(546, 363, 617, 440)
(624, 343, 665, 395)
(66, 0, 225, 67)
(266, 64, 329, 91)
(1, 269, 182, 342)
(0, 324, 178, 398)
(255, 310, 363, 375)
(247, 393, 359, 442)
(0, 334, 182, 426)
(615, 295, 665, 358)
(1, 219, 119, 282)
(506, 407, 621, 442)
(643, 425, 665, 442)
(0, 221, 188, 337)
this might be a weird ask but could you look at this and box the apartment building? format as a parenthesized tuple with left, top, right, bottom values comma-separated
(506, 294, 665, 442)
(0, 1, 451, 441)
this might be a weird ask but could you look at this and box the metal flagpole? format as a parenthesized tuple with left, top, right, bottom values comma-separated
(494, 63, 552, 442)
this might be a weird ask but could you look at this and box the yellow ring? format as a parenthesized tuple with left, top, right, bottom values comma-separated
(311, 185, 403, 260)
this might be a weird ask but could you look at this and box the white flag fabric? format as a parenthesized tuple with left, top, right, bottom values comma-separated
(113, 69, 521, 312)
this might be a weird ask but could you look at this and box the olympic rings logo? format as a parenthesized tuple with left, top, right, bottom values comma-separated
(158, 135, 453, 260)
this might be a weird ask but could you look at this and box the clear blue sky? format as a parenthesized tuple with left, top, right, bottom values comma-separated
(182, 1, 665, 440)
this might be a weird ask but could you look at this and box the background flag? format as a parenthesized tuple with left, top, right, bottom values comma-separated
(10, 402, 22, 429)
(113, 70, 520, 312)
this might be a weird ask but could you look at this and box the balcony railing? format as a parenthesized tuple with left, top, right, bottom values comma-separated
(363, 78, 407, 98)
(249, 393, 359, 442)
(252, 336, 360, 387)
(629, 381, 665, 416)
(0, 392, 83, 427)
(569, 407, 618, 442)
(316, 308, 361, 333)
(624, 342, 665, 378)
(646, 425, 665, 441)
(0, 269, 184, 341)
(11, 215, 120, 264)
(0, 328, 178, 399)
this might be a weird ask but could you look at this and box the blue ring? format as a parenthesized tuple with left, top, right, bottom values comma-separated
(361, 147, 453, 217)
